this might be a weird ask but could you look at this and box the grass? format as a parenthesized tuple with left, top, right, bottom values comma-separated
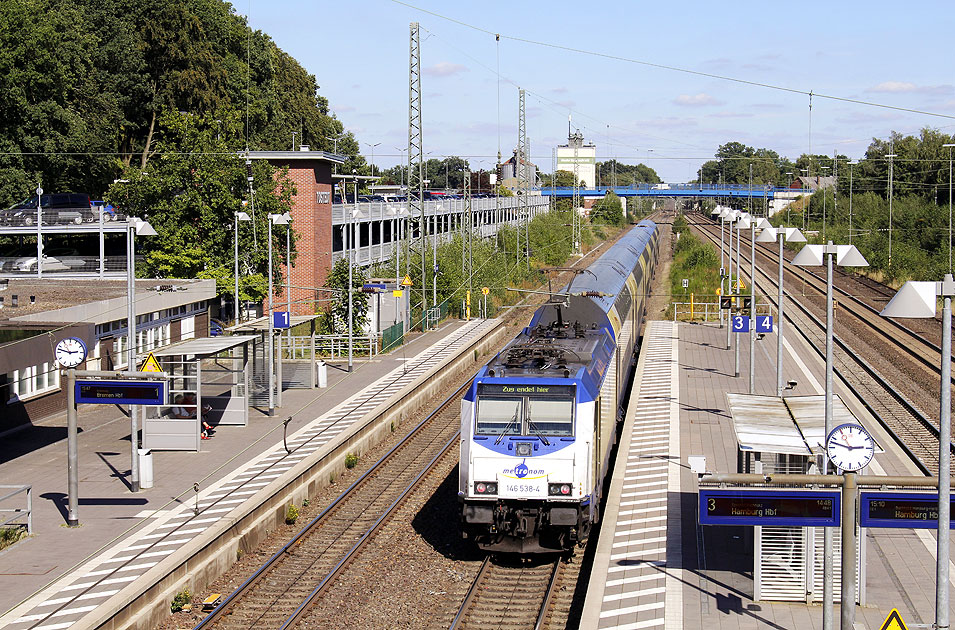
(0, 527, 26, 551)
(667, 231, 722, 321)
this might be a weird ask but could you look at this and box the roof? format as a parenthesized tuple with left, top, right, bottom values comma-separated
(247, 150, 345, 164)
(152, 335, 258, 357)
(727, 394, 881, 455)
(0, 278, 215, 323)
(229, 314, 322, 332)
(794, 175, 836, 191)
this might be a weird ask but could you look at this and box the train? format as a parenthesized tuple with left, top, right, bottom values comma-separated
(458, 220, 659, 553)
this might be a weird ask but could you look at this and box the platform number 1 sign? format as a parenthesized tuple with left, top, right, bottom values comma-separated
(272, 311, 291, 329)
(755, 315, 773, 333)
(732, 315, 750, 333)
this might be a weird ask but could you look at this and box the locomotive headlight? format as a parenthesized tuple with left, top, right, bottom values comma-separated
(515, 442, 532, 457)
(549, 483, 572, 496)
(475, 482, 497, 495)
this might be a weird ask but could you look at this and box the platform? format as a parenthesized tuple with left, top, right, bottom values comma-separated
(0, 317, 497, 630)
(582, 319, 953, 630)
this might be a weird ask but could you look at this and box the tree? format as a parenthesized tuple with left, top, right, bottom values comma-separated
(105, 109, 295, 303)
(590, 191, 625, 226)
(323, 258, 368, 334)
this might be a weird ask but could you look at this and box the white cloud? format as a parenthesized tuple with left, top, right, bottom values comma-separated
(424, 62, 468, 78)
(673, 93, 723, 107)
(867, 81, 952, 95)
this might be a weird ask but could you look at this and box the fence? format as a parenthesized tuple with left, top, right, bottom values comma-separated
(672, 299, 773, 323)
(381, 322, 404, 353)
(283, 334, 378, 360)
(0, 485, 32, 535)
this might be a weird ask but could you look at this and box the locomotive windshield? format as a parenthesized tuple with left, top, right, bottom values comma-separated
(475, 384, 575, 438)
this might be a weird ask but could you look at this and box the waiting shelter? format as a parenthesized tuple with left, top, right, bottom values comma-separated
(141, 335, 256, 451)
(229, 315, 324, 408)
(725, 393, 883, 604)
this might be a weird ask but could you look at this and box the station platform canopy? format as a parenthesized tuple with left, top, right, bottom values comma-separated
(151, 335, 258, 357)
(726, 393, 883, 457)
(228, 315, 321, 333)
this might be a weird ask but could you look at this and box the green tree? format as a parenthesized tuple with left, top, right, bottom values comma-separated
(323, 258, 369, 334)
(105, 109, 295, 303)
(590, 191, 624, 226)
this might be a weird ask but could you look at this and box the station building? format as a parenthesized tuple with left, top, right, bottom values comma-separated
(0, 277, 215, 431)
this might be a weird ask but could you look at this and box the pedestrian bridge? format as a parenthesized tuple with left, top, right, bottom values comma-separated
(541, 184, 809, 200)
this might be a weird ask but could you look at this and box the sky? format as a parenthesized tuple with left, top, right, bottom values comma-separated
(249, 0, 955, 183)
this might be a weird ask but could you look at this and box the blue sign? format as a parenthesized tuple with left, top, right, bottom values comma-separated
(731, 315, 750, 333)
(860, 492, 955, 529)
(699, 489, 840, 527)
(75, 380, 166, 405)
(756, 315, 773, 332)
(272, 311, 291, 329)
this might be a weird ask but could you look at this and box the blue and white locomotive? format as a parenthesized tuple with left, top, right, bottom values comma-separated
(459, 220, 659, 553)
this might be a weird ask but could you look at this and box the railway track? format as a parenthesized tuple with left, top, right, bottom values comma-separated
(448, 553, 577, 630)
(691, 214, 946, 473)
(194, 382, 467, 630)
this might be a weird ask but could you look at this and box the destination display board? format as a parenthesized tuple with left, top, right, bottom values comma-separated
(699, 489, 841, 527)
(478, 383, 576, 398)
(860, 492, 955, 529)
(75, 380, 166, 405)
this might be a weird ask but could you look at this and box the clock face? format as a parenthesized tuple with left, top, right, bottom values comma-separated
(55, 337, 87, 368)
(825, 423, 875, 472)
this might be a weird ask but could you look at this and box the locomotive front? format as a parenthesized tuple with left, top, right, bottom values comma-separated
(459, 317, 610, 553)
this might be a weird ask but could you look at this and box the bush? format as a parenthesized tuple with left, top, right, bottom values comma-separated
(285, 503, 299, 525)
(171, 589, 191, 613)
(344, 453, 359, 469)
(0, 528, 25, 551)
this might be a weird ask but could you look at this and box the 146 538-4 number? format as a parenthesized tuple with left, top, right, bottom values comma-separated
(506, 483, 540, 494)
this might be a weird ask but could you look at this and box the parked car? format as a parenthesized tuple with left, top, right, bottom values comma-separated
(209, 319, 226, 336)
(90, 201, 119, 221)
(1, 193, 94, 226)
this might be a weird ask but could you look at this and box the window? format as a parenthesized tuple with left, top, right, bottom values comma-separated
(476, 397, 522, 436)
(527, 398, 574, 436)
(7, 362, 59, 401)
(475, 392, 575, 437)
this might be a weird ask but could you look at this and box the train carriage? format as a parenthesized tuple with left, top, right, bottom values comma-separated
(459, 220, 659, 552)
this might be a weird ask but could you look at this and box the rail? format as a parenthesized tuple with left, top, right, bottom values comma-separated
(0, 485, 32, 535)
(194, 378, 471, 629)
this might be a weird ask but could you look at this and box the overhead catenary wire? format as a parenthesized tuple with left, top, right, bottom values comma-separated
(391, 0, 955, 121)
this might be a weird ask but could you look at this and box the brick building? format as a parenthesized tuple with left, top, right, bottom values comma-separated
(249, 149, 344, 316)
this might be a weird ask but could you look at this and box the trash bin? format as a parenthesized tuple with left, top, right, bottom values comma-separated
(138, 449, 154, 489)
(317, 360, 327, 388)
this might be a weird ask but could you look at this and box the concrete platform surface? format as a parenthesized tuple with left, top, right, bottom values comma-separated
(0, 318, 494, 629)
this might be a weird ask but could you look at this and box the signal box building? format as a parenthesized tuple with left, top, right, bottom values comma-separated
(249, 149, 345, 316)
(556, 131, 596, 188)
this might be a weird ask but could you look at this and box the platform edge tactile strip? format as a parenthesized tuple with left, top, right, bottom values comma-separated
(0, 319, 495, 630)
(580, 321, 679, 630)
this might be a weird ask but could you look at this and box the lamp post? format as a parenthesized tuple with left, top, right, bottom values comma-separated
(793, 242, 869, 630)
(800, 168, 809, 229)
(234, 209, 251, 324)
(395, 147, 408, 191)
(881, 274, 955, 630)
(847, 161, 857, 245)
(820, 165, 831, 240)
(886, 152, 898, 267)
(267, 211, 291, 416)
(944, 144, 955, 271)
(756, 225, 806, 396)
(734, 212, 751, 378)
(364, 141, 381, 180)
(125, 217, 156, 492)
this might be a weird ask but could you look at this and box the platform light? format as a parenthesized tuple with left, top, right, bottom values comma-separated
(881, 274, 955, 630)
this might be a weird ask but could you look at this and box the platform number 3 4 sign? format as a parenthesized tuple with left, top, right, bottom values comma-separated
(755, 315, 773, 332)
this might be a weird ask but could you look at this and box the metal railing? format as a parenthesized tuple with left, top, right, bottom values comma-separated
(283, 334, 378, 359)
(672, 300, 773, 322)
(0, 485, 32, 535)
